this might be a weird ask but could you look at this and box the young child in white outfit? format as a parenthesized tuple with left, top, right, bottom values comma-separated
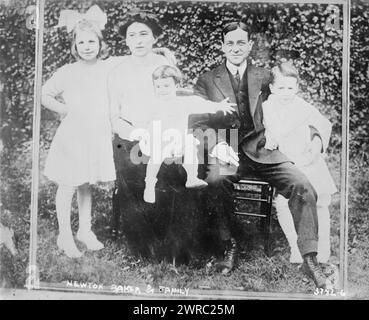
(262, 61, 337, 264)
(136, 65, 236, 203)
(42, 6, 125, 258)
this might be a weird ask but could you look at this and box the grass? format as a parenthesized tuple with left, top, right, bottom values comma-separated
(348, 236, 369, 299)
(33, 189, 340, 296)
(1, 150, 369, 299)
(36, 219, 318, 295)
(345, 156, 369, 299)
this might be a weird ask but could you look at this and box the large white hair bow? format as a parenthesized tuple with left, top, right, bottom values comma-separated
(56, 5, 107, 32)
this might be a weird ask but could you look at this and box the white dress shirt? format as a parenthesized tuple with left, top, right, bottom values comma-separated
(226, 60, 247, 79)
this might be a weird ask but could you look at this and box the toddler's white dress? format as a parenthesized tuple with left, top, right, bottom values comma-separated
(43, 58, 123, 186)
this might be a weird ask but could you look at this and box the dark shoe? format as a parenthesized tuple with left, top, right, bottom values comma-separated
(301, 254, 329, 289)
(215, 238, 237, 275)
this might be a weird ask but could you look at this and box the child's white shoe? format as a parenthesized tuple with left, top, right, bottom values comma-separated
(185, 177, 208, 189)
(76, 230, 104, 251)
(143, 186, 156, 203)
(57, 235, 83, 258)
(289, 245, 303, 264)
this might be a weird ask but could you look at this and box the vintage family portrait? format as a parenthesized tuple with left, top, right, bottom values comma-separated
(0, 0, 367, 299)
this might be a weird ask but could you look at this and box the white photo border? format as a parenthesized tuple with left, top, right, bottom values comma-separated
(26, 0, 350, 299)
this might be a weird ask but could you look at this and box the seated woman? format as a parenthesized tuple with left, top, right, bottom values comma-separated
(107, 11, 209, 263)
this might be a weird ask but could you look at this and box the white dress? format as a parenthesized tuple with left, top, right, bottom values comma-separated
(262, 94, 337, 196)
(43, 58, 124, 186)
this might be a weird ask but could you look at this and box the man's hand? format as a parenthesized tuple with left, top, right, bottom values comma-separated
(114, 119, 135, 141)
(210, 142, 239, 167)
(217, 97, 236, 115)
(264, 133, 279, 150)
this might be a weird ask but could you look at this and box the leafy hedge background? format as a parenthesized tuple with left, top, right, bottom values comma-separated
(1, 0, 353, 150)
(0, 0, 368, 296)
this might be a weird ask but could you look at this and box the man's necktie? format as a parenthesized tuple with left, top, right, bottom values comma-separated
(234, 70, 241, 90)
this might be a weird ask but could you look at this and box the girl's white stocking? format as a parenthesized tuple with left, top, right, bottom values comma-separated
(76, 184, 103, 251)
(76, 184, 92, 234)
(55, 185, 82, 258)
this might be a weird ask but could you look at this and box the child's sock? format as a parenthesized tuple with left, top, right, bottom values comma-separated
(76, 184, 103, 251)
(183, 138, 207, 188)
(289, 243, 303, 264)
(144, 178, 157, 203)
(317, 195, 331, 263)
(275, 195, 303, 263)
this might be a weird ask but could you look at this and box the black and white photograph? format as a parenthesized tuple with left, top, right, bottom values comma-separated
(0, 0, 367, 300)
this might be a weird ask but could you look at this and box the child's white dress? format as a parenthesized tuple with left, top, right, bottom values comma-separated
(139, 95, 222, 202)
(262, 94, 337, 196)
(43, 58, 124, 186)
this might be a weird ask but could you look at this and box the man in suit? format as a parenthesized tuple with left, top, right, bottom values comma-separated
(193, 21, 329, 289)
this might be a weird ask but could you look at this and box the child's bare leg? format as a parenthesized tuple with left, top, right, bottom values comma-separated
(76, 183, 104, 251)
(183, 134, 207, 188)
(56, 185, 82, 258)
(317, 194, 331, 263)
(144, 157, 161, 203)
(275, 194, 303, 263)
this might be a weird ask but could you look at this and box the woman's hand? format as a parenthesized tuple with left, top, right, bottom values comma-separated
(153, 47, 177, 66)
(217, 97, 236, 115)
(59, 105, 69, 120)
(138, 137, 150, 156)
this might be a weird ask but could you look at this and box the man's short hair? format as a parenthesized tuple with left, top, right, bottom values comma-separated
(221, 21, 251, 42)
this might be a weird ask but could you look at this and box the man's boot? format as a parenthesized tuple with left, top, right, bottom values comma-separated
(301, 253, 331, 289)
(216, 237, 238, 275)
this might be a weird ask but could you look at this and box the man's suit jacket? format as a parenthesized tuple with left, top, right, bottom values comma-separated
(192, 61, 290, 164)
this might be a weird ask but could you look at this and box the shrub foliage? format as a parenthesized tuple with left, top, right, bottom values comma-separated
(0, 0, 368, 157)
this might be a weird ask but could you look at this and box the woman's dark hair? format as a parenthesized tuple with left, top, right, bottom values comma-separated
(119, 9, 162, 38)
(221, 21, 251, 42)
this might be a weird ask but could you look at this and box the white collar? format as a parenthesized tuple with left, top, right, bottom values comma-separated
(226, 60, 247, 79)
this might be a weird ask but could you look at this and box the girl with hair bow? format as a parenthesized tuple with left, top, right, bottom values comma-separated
(42, 5, 117, 258)
(42, 5, 175, 258)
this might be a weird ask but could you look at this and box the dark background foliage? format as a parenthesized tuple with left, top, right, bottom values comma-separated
(2, 0, 367, 155)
